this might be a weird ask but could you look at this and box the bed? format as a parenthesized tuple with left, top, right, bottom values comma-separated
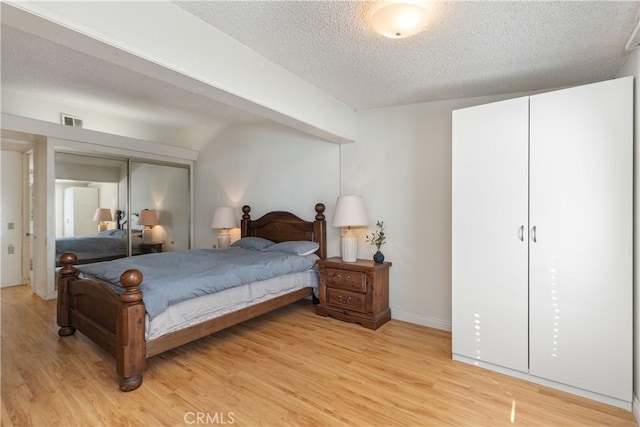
(56, 203, 326, 392)
(55, 210, 142, 266)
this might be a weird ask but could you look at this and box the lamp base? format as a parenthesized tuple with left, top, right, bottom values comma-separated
(340, 232, 358, 263)
(142, 228, 152, 244)
(218, 232, 231, 249)
(98, 222, 107, 233)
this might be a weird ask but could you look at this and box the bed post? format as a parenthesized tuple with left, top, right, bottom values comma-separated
(241, 205, 251, 237)
(57, 252, 78, 337)
(314, 203, 326, 260)
(116, 269, 146, 392)
(313, 203, 326, 305)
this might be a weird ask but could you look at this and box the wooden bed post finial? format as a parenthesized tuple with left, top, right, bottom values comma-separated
(59, 252, 78, 276)
(313, 203, 327, 260)
(119, 269, 143, 304)
(241, 205, 251, 238)
(315, 203, 325, 221)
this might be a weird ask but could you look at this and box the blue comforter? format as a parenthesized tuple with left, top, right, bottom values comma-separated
(56, 235, 126, 255)
(77, 248, 318, 319)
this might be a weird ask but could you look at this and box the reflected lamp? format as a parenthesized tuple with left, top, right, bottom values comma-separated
(92, 208, 113, 233)
(137, 209, 159, 244)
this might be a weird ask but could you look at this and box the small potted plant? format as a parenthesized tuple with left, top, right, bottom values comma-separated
(366, 220, 386, 263)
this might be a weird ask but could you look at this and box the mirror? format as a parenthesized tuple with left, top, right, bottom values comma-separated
(55, 153, 191, 265)
(130, 161, 190, 254)
(55, 152, 129, 265)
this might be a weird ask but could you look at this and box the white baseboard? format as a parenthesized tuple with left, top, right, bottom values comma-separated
(392, 310, 451, 331)
(633, 393, 640, 423)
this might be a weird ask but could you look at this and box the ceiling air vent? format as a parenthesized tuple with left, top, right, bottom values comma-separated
(61, 113, 83, 128)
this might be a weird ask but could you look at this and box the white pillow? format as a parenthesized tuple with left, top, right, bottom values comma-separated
(263, 241, 319, 256)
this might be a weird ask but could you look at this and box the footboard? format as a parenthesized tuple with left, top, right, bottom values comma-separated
(57, 253, 147, 391)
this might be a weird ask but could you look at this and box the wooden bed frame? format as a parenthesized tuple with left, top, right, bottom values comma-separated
(57, 203, 326, 392)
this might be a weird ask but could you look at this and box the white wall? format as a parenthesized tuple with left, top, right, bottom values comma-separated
(615, 48, 640, 414)
(2, 90, 187, 147)
(193, 121, 341, 252)
(92, 182, 118, 229)
(346, 91, 547, 329)
(1, 150, 24, 287)
(192, 92, 551, 330)
(32, 137, 55, 299)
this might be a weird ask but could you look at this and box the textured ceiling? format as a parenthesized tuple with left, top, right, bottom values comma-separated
(1, 1, 639, 143)
(175, 1, 639, 110)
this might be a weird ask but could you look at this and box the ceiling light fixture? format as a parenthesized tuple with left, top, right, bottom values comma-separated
(370, 2, 429, 39)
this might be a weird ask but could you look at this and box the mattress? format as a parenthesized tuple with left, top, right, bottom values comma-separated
(76, 248, 319, 319)
(145, 270, 318, 340)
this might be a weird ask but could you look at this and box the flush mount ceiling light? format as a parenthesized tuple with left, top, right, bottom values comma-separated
(370, 2, 429, 39)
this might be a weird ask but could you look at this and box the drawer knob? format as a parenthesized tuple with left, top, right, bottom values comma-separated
(336, 274, 342, 281)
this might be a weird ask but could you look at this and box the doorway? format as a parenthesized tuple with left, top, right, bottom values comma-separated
(1, 140, 34, 288)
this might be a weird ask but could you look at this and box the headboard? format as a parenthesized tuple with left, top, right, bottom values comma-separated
(240, 203, 326, 259)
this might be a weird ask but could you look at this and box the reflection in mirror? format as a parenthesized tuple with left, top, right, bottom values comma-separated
(54, 152, 129, 265)
(130, 161, 190, 253)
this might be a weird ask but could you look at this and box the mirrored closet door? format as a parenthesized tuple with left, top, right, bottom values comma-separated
(55, 152, 129, 265)
(130, 161, 190, 254)
(55, 153, 191, 265)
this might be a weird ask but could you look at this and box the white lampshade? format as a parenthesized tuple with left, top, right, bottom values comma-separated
(332, 195, 369, 228)
(92, 208, 113, 222)
(332, 195, 369, 262)
(211, 207, 238, 229)
(370, 2, 430, 39)
(211, 207, 238, 249)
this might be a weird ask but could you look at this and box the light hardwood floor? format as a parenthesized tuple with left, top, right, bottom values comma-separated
(1, 284, 636, 426)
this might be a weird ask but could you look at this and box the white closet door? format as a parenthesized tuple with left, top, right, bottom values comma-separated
(529, 78, 632, 401)
(452, 97, 529, 372)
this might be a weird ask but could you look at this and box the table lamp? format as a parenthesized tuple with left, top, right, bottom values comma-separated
(211, 207, 238, 249)
(332, 195, 369, 262)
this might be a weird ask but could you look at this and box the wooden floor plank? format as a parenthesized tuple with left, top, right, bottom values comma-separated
(1, 284, 636, 426)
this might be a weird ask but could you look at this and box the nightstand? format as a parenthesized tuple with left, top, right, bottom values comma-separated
(316, 257, 391, 329)
(140, 242, 163, 254)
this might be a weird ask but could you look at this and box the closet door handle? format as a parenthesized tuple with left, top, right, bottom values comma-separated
(532, 226, 537, 243)
(518, 225, 524, 242)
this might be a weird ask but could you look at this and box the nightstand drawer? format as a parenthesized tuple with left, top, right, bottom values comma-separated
(326, 268, 366, 292)
(327, 289, 366, 313)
